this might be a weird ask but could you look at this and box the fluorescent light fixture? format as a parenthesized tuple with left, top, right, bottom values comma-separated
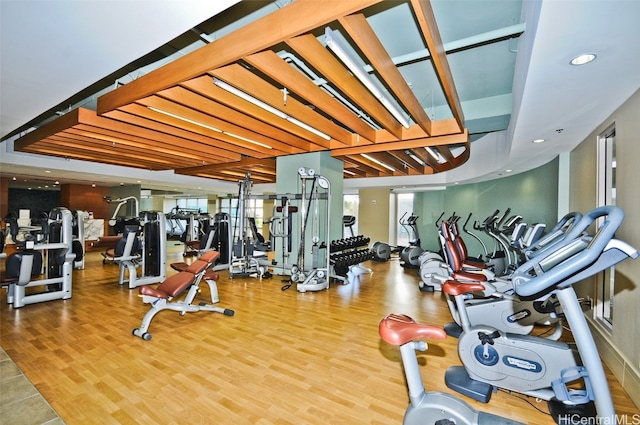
(325, 27, 411, 129)
(361, 153, 395, 172)
(425, 147, 446, 164)
(224, 132, 272, 149)
(148, 106, 223, 133)
(532, 138, 545, 144)
(405, 150, 425, 166)
(213, 78, 331, 141)
(213, 79, 287, 119)
(570, 53, 596, 66)
(343, 169, 356, 176)
(149, 106, 272, 149)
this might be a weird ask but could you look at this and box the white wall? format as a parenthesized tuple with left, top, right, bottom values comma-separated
(569, 88, 640, 409)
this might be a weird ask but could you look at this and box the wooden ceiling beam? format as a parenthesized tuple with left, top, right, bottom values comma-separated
(137, 91, 296, 155)
(243, 50, 377, 144)
(286, 34, 404, 139)
(105, 106, 275, 160)
(181, 75, 325, 152)
(177, 157, 276, 175)
(410, 146, 443, 173)
(364, 152, 409, 175)
(211, 64, 349, 148)
(331, 129, 468, 156)
(387, 149, 430, 174)
(98, 0, 384, 114)
(342, 155, 388, 176)
(14, 108, 83, 151)
(20, 141, 173, 169)
(179, 76, 321, 152)
(411, 0, 464, 132)
(340, 157, 372, 178)
(339, 13, 433, 136)
(49, 131, 198, 164)
(70, 124, 226, 165)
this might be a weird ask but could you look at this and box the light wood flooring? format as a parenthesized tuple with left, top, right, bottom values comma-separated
(1, 243, 638, 424)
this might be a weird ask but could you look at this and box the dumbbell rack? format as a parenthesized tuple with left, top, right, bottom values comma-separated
(329, 236, 374, 283)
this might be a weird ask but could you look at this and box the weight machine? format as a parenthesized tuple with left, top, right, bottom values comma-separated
(113, 211, 167, 289)
(1, 207, 75, 308)
(227, 170, 332, 292)
(289, 167, 331, 292)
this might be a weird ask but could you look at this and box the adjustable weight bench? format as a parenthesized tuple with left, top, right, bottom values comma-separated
(132, 251, 234, 340)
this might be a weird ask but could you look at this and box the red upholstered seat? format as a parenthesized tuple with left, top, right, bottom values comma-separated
(442, 280, 486, 296)
(170, 262, 189, 272)
(139, 272, 195, 299)
(379, 314, 447, 346)
(203, 270, 219, 281)
(184, 260, 209, 274)
(199, 250, 220, 264)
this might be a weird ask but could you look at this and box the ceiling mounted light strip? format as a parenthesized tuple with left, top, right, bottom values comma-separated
(148, 106, 272, 149)
(148, 106, 222, 133)
(405, 150, 425, 166)
(361, 153, 395, 172)
(425, 146, 446, 164)
(213, 78, 331, 141)
(325, 27, 411, 129)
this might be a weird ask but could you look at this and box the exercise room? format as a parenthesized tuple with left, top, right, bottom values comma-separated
(1, 1, 639, 424)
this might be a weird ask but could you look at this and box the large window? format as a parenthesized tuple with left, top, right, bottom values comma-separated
(343, 194, 359, 237)
(596, 125, 616, 327)
(396, 193, 414, 246)
(219, 196, 263, 239)
(176, 197, 208, 213)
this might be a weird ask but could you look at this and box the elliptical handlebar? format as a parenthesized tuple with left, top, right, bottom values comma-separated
(462, 213, 472, 231)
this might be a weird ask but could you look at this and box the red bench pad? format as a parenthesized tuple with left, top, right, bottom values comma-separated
(139, 272, 195, 299)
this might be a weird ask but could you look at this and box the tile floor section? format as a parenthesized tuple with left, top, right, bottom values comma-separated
(0, 347, 65, 425)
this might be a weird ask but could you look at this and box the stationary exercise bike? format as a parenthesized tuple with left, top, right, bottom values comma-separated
(444, 206, 638, 423)
(379, 314, 524, 425)
(436, 218, 563, 338)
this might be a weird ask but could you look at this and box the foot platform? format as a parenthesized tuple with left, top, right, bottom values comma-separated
(445, 366, 493, 403)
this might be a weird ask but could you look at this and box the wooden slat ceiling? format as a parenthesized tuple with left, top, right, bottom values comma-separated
(14, 0, 470, 184)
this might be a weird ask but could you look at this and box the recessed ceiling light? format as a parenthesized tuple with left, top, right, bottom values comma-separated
(532, 138, 545, 144)
(505, 169, 513, 173)
(570, 53, 597, 66)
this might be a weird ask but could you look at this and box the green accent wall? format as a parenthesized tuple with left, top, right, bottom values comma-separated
(414, 157, 559, 254)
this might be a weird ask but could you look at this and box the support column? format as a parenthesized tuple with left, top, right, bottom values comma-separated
(274, 151, 343, 269)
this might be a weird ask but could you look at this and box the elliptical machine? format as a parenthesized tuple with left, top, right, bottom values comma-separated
(444, 206, 638, 423)
(399, 212, 424, 268)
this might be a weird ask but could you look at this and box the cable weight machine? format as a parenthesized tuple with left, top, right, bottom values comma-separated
(289, 167, 331, 292)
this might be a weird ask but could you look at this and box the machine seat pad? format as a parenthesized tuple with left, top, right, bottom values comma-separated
(0, 272, 18, 285)
(140, 272, 196, 299)
(379, 314, 447, 346)
(452, 270, 488, 282)
(170, 262, 189, 272)
(199, 250, 220, 264)
(203, 270, 220, 281)
(442, 280, 486, 296)
(184, 260, 210, 275)
(90, 236, 122, 249)
(185, 240, 200, 248)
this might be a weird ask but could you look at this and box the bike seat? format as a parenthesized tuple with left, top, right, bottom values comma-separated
(379, 314, 446, 346)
